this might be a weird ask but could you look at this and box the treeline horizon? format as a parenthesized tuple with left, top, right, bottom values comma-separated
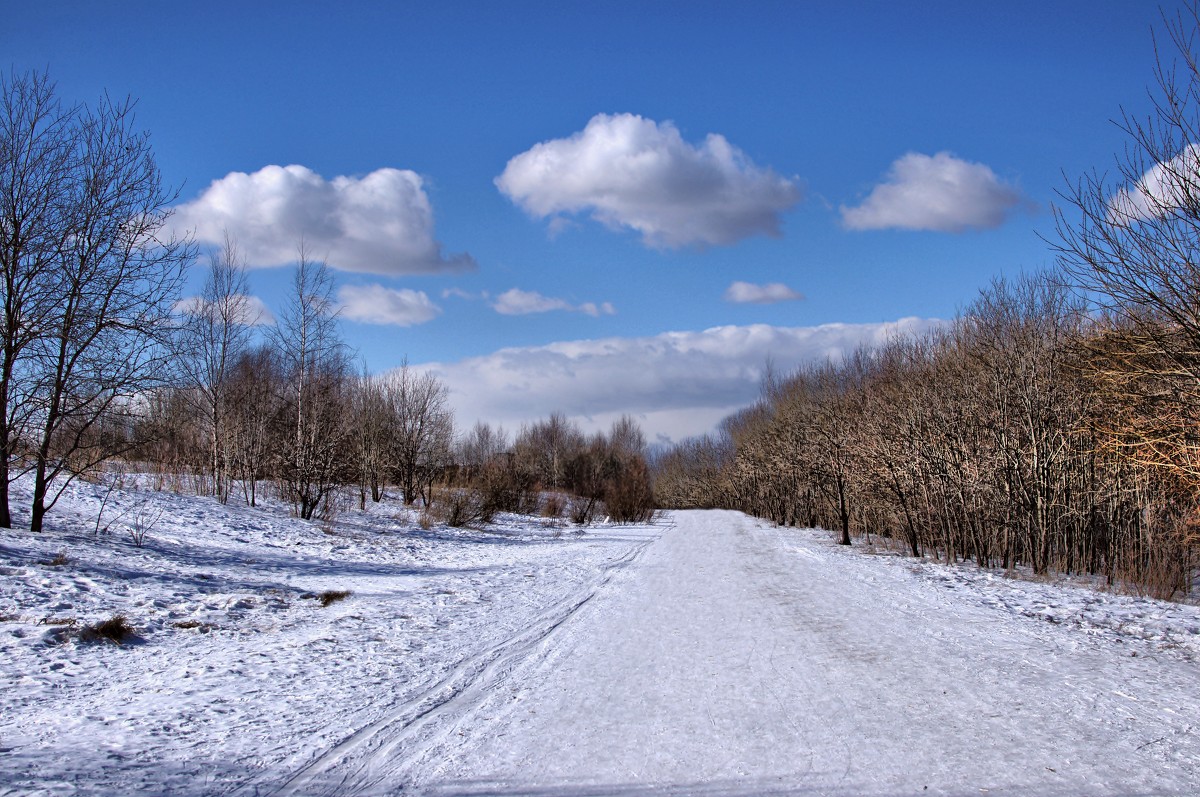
(653, 272, 1196, 598)
(654, 7, 1200, 600)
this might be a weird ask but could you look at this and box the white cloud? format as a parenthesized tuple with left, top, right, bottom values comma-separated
(1108, 143, 1200, 222)
(170, 165, 475, 275)
(495, 113, 802, 248)
(338, 285, 441, 327)
(173, 294, 274, 326)
(840, 152, 1023, 232)
(724, 281, 805, 304)
(492, 288, 616, 317)
(418, 317, 938, 443)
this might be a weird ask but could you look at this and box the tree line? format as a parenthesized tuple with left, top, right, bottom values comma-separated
(1, 68, 655, 532)
(655, 273, 1195, 598)
(136, 240, 656, 526)
(655, 8, 1200, 598)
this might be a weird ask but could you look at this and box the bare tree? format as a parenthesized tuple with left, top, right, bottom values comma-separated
(0, 71, 76, 527)
(348, 370, 391, 507)
(514, 412, 583, 491)
(1053, 4, 1200, 494)
(26, 91, 192, 532)
(226, 345, 281, 506)
(178, 234, 257, 502)
(457, 420, 510, 483)
(383, 363, 454, 506)
(272, 248, 349, 520)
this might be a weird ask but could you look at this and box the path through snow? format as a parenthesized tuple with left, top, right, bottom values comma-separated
(4, 495, 1199, 796)
(369, 510, 1199, 796)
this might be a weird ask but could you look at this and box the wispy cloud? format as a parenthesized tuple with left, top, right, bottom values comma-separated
(492, 288, 616, 318)
(171, 165, 475, 275)
(841, 152, 1023, 232)
(496, 113, 801, 248)
(338, 285, 441, 327)
(419, 317, 938, 442)
(724, 281, 805, 304)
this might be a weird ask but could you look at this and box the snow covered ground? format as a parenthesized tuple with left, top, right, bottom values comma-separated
(2, 478, 1199, 796)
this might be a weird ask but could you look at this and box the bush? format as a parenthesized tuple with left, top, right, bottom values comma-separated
(478, 461, 537, 516)
(569, 496, 597, 525)
(81, 615, 134, 644)
(604, 457, 657, 524)
(541, 493, 566, 518)
(317, 590, 351, 607)
(424, 488, 487, 528)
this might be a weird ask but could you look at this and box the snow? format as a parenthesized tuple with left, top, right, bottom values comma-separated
(2, 479, 1198, 796)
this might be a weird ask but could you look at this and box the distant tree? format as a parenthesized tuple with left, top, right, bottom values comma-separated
(226, 344, 282, 506)
(272, 248, 349, 520)
(383, 363, 454, 506)
(178, 234, 257, 502)
(514, 412, 583, 491)
(348, 371, 391, 507)
(457, 420, 510, 484)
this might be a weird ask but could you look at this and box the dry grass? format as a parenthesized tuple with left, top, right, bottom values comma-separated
(80, 614, 135, 644)
(171, 619, 216, 631)
(317, 589, 351, 607)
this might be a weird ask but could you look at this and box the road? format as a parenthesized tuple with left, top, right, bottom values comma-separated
(274, 510, 1200, 797)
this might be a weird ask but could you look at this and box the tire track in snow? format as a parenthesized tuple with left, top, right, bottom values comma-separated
(241, 522, 663, 797)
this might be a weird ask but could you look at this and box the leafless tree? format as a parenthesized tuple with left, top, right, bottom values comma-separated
(177, 234, 257, 502)
(271, 248, 349, 520)
(0, 71, 77, 527)
(383, 363, 454, 506)
(24, 90, 192, 531)
(348, 371, 392, 507)
(1053, 3, 1200, 495)
(514, 411, 583, 491)
(457, 420, 510, 484)
(226, 345, 282, 506)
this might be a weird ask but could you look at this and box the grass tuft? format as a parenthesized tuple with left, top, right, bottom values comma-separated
(81, 614, 134, 644)
(317, 589, 351, 607)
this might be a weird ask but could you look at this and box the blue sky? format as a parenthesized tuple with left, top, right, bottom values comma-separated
(2, 0, 1178, 441)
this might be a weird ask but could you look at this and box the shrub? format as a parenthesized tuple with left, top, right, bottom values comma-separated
(81, 615, 134, 644)
(317, 590, 351, 607)
(569, 496, 597, 525)
(478, 461, 537, 516)
(171, 619, 215, 631)
(604, 457, 657, 524)
(429, 487, 495, 528)
(541, 493, 566, 518)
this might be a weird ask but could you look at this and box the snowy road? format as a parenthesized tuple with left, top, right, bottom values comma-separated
(325, 510, 1199, 797)
(5, 498, 1198, 796)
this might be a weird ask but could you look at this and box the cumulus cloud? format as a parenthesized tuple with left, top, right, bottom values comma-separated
(492, 288, 616, 317)
(724, 281, 805, 304)
(1108, 143, 1200, 222)
(418, 317, 938, 443)
(495, 113, 802, 248)
(174, 294, 274, 326)
(841, 152, 1023, 232)
(170, 165, 475, 275)
(338, 285, 441, 327)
